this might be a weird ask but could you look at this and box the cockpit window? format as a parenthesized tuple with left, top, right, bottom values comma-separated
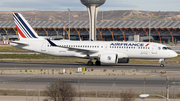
(163, 47, 167, 50)
(162, 47, 172, 50)
(158, 47, 161, 50)
(167, 47, 172, 50)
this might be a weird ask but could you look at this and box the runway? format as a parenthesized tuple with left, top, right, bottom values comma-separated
(0, 62, 180, 92)
(0, 74, 179, 92)
(0, 62, 179, 71)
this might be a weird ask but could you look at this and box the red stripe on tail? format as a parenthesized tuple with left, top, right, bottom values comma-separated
(16, 24, 27, 38)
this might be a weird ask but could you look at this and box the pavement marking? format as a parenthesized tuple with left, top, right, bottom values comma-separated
(2, 76, 40, 84)
(158, 69, 166, 71)
(70, 75, 78, 77)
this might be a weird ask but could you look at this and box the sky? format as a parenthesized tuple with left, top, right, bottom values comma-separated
(0, 0, 180, 11)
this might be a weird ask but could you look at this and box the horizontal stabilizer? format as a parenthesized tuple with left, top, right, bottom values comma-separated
(10, 41, 29, 46)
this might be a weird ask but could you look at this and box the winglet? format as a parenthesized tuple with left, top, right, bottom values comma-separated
(47, 39, 57, 46)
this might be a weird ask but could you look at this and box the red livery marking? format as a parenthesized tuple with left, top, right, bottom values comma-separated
(16, 24, 27, 38)
(145, 43, 150, 47)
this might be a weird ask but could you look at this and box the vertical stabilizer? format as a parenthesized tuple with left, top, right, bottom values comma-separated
(13, 13, 39, 40)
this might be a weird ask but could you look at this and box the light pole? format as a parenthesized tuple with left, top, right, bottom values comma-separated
(149, 15, 151, 42)
(68, 8, 71, 40)
(139, 94, 170, 101)
(102, 10, 103, 21)
(143, 77, 146, 101)
(144, 77, 146, 94)
(166, 76, 169, 101)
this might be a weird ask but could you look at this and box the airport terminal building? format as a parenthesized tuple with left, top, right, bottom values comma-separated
(0, 20, 180, 43)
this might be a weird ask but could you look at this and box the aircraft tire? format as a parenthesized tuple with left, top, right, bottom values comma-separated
(87, 61, 93, 66)
(160, 64, 164, 67)
(95, 61, 101, 66)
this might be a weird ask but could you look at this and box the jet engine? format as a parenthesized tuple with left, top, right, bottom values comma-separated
(99, 53, 118, 64)
(118, 59, 129, 63)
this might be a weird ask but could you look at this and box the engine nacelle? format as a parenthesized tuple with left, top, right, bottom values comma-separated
(99, 53, 118, 64)
(118, 59, 129, 63)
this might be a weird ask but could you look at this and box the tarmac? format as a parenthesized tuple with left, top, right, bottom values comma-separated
(0, 62, 180, 101)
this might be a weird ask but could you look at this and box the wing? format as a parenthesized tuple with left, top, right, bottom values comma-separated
(46, 39, 98, 54)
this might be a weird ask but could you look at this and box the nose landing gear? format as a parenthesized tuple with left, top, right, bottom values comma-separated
(159, 59, 165, 67)
(160, 64, 164, 67)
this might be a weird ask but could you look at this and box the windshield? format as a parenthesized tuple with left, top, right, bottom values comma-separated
(167, 47, 172, 50)
(162, 47, 172, 50)
(162, 47, 167, 50)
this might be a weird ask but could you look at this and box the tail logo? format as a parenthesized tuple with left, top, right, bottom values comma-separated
(16, 25, 27, 38)
(145, 43, 150, 47)
(13, 13, 38, 39)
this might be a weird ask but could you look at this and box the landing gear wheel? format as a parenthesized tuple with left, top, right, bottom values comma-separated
(160, 64, 164, 67)
(95, 61, 101, 66)
(159, 59, 165, 67)
(87, 61, 93, 66)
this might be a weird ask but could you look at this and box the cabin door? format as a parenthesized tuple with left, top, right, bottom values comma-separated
(152, 45, 157, 54)
(41, 43, 46, 51)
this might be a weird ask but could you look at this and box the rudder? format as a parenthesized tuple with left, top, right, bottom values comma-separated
(13, 13, 39, 40)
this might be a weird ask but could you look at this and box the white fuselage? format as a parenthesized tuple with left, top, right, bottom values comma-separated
(10, 39, 178, 59)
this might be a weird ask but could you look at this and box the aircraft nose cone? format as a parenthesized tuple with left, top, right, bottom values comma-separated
(171, 51, 178, 58)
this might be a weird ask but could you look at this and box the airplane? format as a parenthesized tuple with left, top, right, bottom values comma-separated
(10, 13, 178, 67)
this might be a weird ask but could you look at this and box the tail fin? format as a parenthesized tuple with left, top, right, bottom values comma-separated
(13, 13, 39, 40)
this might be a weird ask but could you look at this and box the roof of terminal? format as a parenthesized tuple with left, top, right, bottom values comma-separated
(0, 21, 180, 29)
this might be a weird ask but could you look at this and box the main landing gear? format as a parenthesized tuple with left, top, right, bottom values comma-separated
(87, 60, 101, 66)
(87, 60, 93, 66)
(159, 59, 165, 67)
(95, 61, 101, 66)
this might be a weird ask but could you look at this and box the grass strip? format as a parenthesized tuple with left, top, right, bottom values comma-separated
(0, 89, 180, 99)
